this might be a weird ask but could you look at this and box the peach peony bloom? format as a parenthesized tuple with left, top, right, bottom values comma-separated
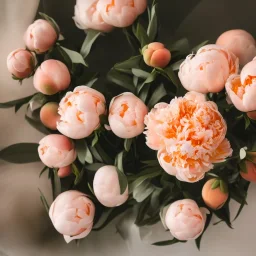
(143, 42, 171, 68)
(240, 160, 256, 182)
(93, 165, 128, 207)
(58, 165, 72, 178)
(225, 58, 256, 112)
(216, 29, 256, 66)
(179, 44, 239, 93)
(97, 0, 147, 28)
(34, 60, 71, 95)
(38, 134, 77, 168)
(24, 19, 57, 54)
(144, 93, 232, 182)
(49, 191, 95, 243)
(202, 179, 229, 210)
(165, 199, 209, 241)
(7, 48, 35, 79)
(184, 91, 206, 103)
(109, 93, 148, 139)
(73, 0, 113, 32)
(40, 102, 60, 130)
(57, 86, 106, 139)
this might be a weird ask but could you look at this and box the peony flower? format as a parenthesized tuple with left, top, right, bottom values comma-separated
(165, 199, 209, 241)
(225, 58, 256, 112)
(240, 160, 256, 182)
(216, 29, 256, 66)
(73, 0, 114, 32)
(93, 165, 128, 207)
(108, 93, 148, 139)
(34, 60, 71, 95)
(57, 86, 106, 139)
(97, 0, 147, 28)
(49, 191, 95, 243)
(202, 179, 229, 210)
(179, 44, 239, 93)
(7, 48, 35, 79)
(184, 91, 206, 103)
(143, 42, 171, 68)
(144, 93, 232, 182)
(24, 19, 57, 54)
(58, 165, 72, 178)
(38, 134, 77, 168)
(40, 102, 60, 130)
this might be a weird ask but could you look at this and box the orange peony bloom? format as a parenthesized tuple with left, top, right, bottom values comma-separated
(144, 93, 233, 182)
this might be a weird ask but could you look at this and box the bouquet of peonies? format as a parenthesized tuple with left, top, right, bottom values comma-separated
(1, 0, 256, 248)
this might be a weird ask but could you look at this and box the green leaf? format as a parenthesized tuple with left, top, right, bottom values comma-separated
(191, 40, 209, 53)
(76, 139, 87, 165)
(25, 114, 50, 135)
(239, 160, 248, 173)
(52, 169, 61, 199)
(133, 22, 150, 48)
(124, 138, 133, 152)
(114, 55, 142, 73)
(117, 169, 128, 195)
(138, 70, 158, 100)
(132, 69, 150, 79)
(39, 166, 48, 178)
(147, 83, 167, 109)
(72, 163, 81, 186)
(244, 114, 251, 129)
(156, 66, 180, 87)
(171, 59, 184, 71)
(115, 151, 125, 172)
(85, 163, 105, 171)
(153, 238, 186, 246)
(38, 188, 50, 212)
(91, 132, 99, 147)
(28, 93, 47, 111)
(211, 179, 220, 190)
(220, 180, 228, 194)
(0, 143, 40, 163)
(60, 46, 88, 67)
(0, 94, 34, 110)
(133, 180, 154, 202)
(94, 144, 113, 164)
(88, 182, 95, 195)
(169, 38, 190, 54)
(147, 4, 158, 41)
(84, 142, 94, 164)
(80, 29, 101, 59)
(86, 78, 98, 88)
(39, 12, 60, 36)
(54, 45, 73, 70)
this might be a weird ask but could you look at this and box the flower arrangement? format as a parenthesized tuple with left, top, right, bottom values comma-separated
(1, 0, 256, 249)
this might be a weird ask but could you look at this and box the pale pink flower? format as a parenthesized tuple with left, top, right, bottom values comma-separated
(38, 134, 77, 168)
(97, 0, 147, 27)
(184, 91, 206, 103)
(109, 93, 148, 139)
(93, 165, 128, 207)
(24, 19, 57, 54)
(34, 60, 71, 95)
(144, 96, 232, 182)
(216, 29, 256, 66)
(7, 48, 35, 79)
(49, 191, 95, 243)
(143, 42, 171, 68)
(57, 86, 106, 139)
(225, 58, 256, 112)
(73, 0, 113, 32)
(165, 199, 209, 240)
(179, 44, 239, 93)
(40, 102, 60, 130)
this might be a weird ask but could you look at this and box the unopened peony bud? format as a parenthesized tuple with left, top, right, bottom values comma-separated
(40, 102, 60, 130)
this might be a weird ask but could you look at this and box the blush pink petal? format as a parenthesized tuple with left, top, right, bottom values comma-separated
(58, 166, 72, 178)
(184, 91, 206, 103)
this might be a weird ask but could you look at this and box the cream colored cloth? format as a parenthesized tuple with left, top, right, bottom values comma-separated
(0, 1, 256, 256)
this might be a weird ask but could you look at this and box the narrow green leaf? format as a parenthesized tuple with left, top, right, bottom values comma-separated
(133, 22, 150, 48)
(86, 78, 98, 88)
(153, 238, 186, 246)
(85, 163, 105, 171)
(117, 169, 128, 195)
(168, 38, 190, 53)
(157, 66, 180, 87)
(85, 142, 93, 164)
(0, 143, 40, 163)
(114, 55, 142, 72)
(147, 83, 167, 109)
(137, 69, 157, 95)
(55, 45, 73, 70)
(211, 179, 220, 190)
(220, 180, 228, 194)
(133, 180, 154, 202)
(75, 139, 87, 165)
(38, 188, 50, 212)
(61, 46, 88, 67)
(94, 144, 113, 164)
(132, 69, 150, 79)
(244, 114, 251, 129)
(91, 132, 99, 147)
(53, 169, 61, 199)
(80, 29, 101, 59)
(147, 4, 158, 41)
(0, 94, 34, 109)
(124, 138, 133, 152)
(72, 163, 81, 186)
(116, 151, 124, 172)
(28, 93, 47, 111)
(171, 59, 184, 71)
(39, 166, 48, 178)
(191, 40, 209, 53)
(88, 182, 95, 195)
(25, 115, 50, 135)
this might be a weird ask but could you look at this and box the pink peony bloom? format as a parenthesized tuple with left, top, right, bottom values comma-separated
(225, 58, 256, 112)
(73, 0, 114, 32)
(57, 86, 106, 139)
(144, 94, 232, 182)
(179, 44, 239, 93)
(7, 48, 35, 79)
(184, 91, 206, 103)
(24, 19, 57, 54)
(49, 191, 95, 243)
(143, 42, 171, 68)
(165, 199, 209, 241)
(97, 0, 147, 28)
(109, 93, 148, 139)
(40, 102, 60, 130)
(58, 165, 72, 178)
(34, 60, 71, 95)
(216, 29, 256, 66)
(38, 134, 77, 168)
(93, 165, 128, 207)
